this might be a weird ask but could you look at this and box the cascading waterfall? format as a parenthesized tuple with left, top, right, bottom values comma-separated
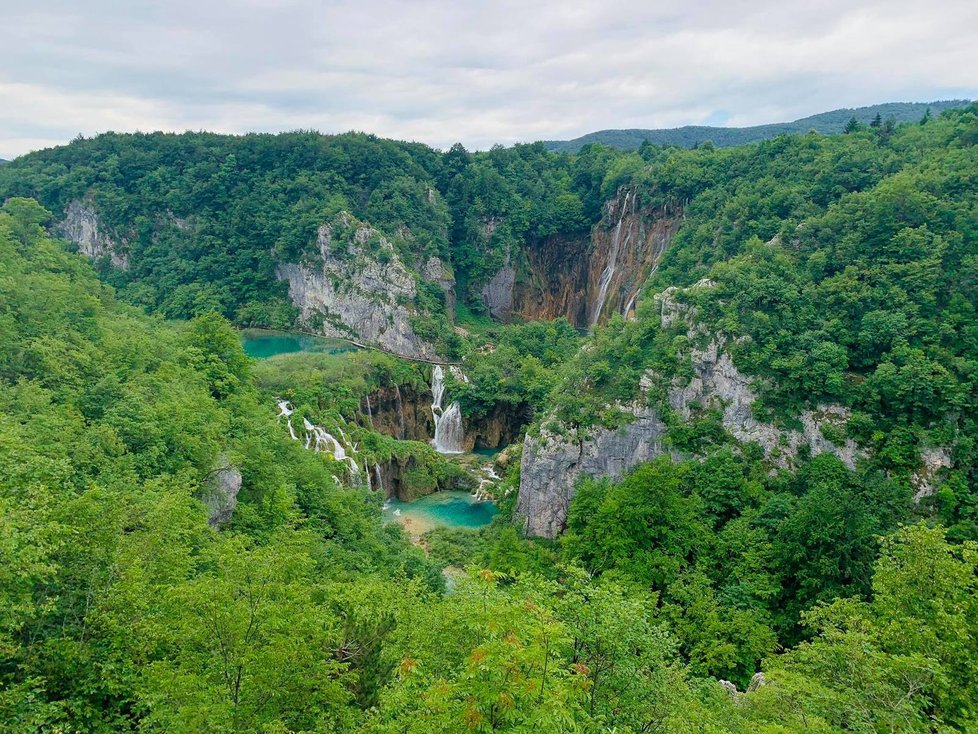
(434, 402, 464, 454)
(431, 365, 446, 413)
(394, 384, 407, 439)
(590, 190, 632, 326)
(277, 399, 301, 441)
(279, 400, 367, 485)
(374, 463, 384, 493)
(430, 365, 464, 454)
(473, 464, 501, 501)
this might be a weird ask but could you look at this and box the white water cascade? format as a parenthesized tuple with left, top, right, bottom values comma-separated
(430, 365, 464, 454)
(434, 402, 464, 454)
(278, 399, 367, 485)
(473, 464, 501, 501)
(590, 190, 632, 326)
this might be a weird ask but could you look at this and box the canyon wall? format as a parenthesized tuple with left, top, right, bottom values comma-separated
(277, 213, 448, 360)
(515, 281, 863, 539)
(484, 188, 682, 327)
(60, 200, 131, 269)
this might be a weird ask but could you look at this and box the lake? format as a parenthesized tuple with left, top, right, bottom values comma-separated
(383, 490, 499, 535)
(241, 329, 358, 359)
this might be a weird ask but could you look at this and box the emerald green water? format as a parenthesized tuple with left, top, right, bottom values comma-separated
(383, 491, 498, 534)
(472, 445, 503, 458)
(241, 330, 357, 359)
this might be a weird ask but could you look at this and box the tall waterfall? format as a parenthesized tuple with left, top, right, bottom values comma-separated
(590, 190, 632, 326)
(394, 384, 406, 439)
(434, 402, 464, 454)
(431, 365, 446, 413)
(430, 365, 464, 454)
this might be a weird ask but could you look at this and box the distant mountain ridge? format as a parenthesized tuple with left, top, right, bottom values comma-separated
(543, 100, 972, 152)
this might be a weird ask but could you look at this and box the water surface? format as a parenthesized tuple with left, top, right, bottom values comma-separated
(241, 329, 357, 359)
(384, 490, 498, 535)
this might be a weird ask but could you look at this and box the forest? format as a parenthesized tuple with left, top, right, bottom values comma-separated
(1, 102, 978, 733)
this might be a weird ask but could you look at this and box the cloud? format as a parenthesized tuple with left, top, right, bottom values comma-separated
(1, 0, 976, 158)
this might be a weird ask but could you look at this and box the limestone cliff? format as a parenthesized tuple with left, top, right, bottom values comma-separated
(361, 383, 435, 441)
(515, 280, 863, 539)
(60, 200, 130, 269)
(517, 408, 670, 538)
(201, 457, 243, 528)
(277, 213, 447, 360)
(483, 188, 682, 328)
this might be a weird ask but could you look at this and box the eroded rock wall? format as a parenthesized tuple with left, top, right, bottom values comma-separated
(277, 213, 444, 359)
(516, 409, 670, 538)
(60, 200, 130, 269)
(515, 280, 863, 539)
(484, 188, 682, 328)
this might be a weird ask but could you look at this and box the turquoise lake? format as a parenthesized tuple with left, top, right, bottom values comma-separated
(384, 491, 499, 534)
(241, 330, 358, 359)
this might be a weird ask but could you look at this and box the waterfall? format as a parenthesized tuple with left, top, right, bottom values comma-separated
(394, 384, 407, 439)
(374, 463, 384, 493)
(364, 394, 374, 428)
(623, 292, 637, 318)
(473, 464, 501, 501)
(590, 191, 632, 326)
(430, 365, 464, 453)
(276, 399, 294, 419)
(431, 365, 446, 413)
(365, 461, 373, 490)
(434, 401, 464, 454)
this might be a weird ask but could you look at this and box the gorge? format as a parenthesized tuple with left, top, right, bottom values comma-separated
(2, 104, 977, 732)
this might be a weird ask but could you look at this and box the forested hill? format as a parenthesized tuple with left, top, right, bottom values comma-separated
(543, 99, 971, 152)
(3, 104, 978, 731)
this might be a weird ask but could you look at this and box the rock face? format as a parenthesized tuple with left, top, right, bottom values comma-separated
(481, 258, 517, 320)
(60, 200, 130, 269)
(202, 459, 243, 528)
(361, 383, 435, 441)
(484, 188, 681, 327)
(669, 340, 862, 470)
(584, 190, 681, 326)
(464, 402, 530, 451)
(517, 408, 670, 538)
(277, 213, 444, 359)
(912, 446, 953, 502)
(516, 280, 861, 539)
(422, 256, 457, 319)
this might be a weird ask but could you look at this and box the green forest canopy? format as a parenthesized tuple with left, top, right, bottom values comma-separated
(1, 103, 978, 732)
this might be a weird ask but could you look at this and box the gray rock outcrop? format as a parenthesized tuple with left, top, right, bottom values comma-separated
(912, 446, 953, 502)
(60, 200, 130, 269)
(516, 408, 669, 537)
(669, 340, 861, 470)
(422, 256, 457, 318)
(516, 280, 862, 538)
(482, 258, 516, 320)
(277, 213, 442, 359)
(202, 458, 242, 528)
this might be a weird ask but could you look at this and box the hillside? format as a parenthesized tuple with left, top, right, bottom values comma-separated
(2, 103, 978, 732)
(543, 99, 971, 152)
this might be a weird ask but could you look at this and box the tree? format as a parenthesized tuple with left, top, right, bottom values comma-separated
(0, 198, 52, 246)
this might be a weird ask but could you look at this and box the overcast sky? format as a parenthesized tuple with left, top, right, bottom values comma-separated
(1, 0, 976, 159)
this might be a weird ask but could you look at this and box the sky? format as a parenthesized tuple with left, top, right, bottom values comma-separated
(1, 0, 976, 159)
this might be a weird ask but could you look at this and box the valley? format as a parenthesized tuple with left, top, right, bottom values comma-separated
(2, 102, 978, 732)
